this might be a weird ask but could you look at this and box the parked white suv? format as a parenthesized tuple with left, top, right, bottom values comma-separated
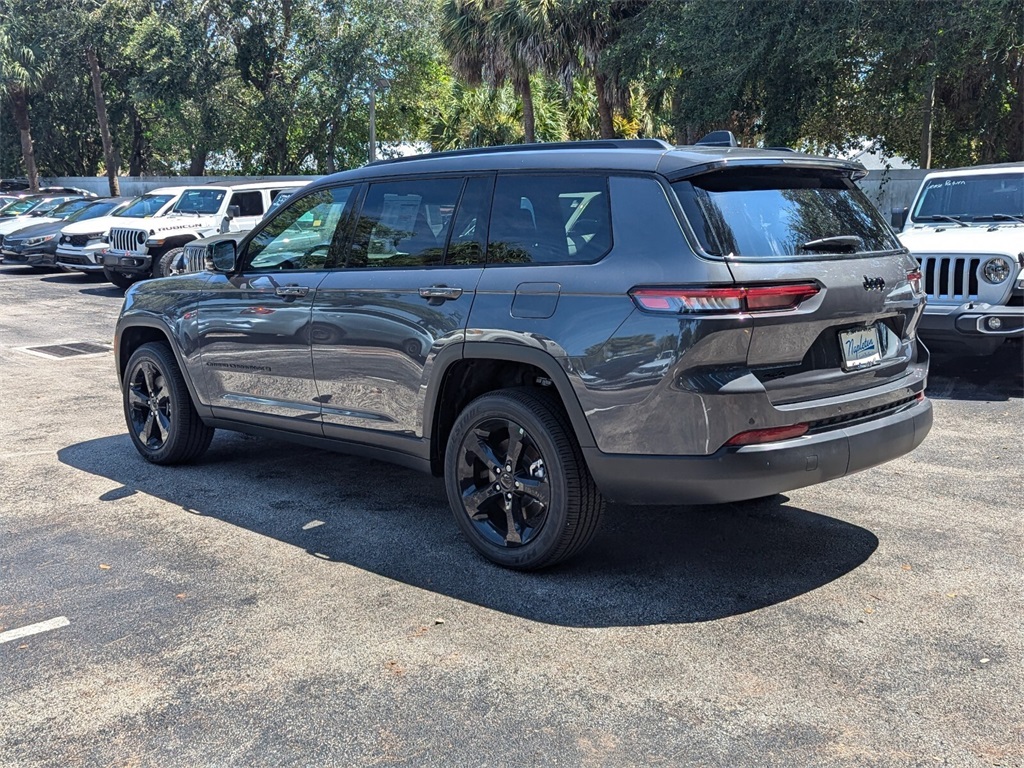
(55, 189, 184, 276)
(894, 164, 1024, 355)
(102, 180, 308, 287)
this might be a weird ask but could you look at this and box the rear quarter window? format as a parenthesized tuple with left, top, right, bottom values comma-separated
(672, 169, 899, 259)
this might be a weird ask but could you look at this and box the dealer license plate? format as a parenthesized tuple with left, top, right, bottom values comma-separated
(839, 325, 881, 369)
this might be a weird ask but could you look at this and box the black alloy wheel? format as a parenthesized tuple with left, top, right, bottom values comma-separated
(445, 388, 604, 570)
(123, 342, 214, 464)
(457, 416, 551, 548)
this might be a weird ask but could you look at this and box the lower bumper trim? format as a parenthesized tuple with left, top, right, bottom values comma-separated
(584, 399, 932, 505)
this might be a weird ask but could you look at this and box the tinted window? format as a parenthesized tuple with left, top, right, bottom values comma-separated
(488, 175, 612, 264)
(672, 169, 899, 258)
(446, 176, 492, 265)
(65, 200, 123, 222)
(245, 187, 352, 271)
(346, 178, 463, 268)
(117, 194, 173, 218)
(231, 190, 264, 217)
(912, 173, 1024, 221)
(174, 188, 225, 214)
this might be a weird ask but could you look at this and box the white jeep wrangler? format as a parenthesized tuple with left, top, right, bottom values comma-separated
(101, 180, 308, 288)
(895, 164, 1024, 355)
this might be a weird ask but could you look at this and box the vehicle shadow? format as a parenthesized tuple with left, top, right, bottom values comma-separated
(926, 345, 1023, 402)
(58, 433, 879, 628)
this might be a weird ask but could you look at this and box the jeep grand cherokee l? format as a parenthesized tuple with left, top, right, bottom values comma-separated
(115, 138, 932, 569)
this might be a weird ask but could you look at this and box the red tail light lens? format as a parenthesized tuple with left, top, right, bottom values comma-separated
(907, 269, 922, 293)
(725, 423, 809, 446)
(630, 283, 819, 314)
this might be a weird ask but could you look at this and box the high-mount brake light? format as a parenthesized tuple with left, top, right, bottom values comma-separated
(630, 283, 819, 314)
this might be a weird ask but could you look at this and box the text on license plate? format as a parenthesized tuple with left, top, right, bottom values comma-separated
(839, 325, 881, 368)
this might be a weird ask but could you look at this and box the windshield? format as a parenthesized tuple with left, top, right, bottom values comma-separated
(1, 198, 44, 216)
(911, 172, 1024, 222)
(65, 199, 123, 223)
(116, 194, 174, 218)
(48, 199, 92, 219)
(173, 188, 225, 215)
(673, 169, 900, 259)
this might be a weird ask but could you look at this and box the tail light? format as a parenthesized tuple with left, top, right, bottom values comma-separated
(907, 269, 922, 294)
(630, 283, 820, 314)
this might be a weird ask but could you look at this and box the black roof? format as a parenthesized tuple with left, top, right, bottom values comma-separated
(311, 140, 865, 191)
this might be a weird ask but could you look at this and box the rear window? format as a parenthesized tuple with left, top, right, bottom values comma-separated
(672, 169, 899, 259)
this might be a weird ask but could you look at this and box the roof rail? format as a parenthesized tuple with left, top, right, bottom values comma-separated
(367, 139, 674, 167)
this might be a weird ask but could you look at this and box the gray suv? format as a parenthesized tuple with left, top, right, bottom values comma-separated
(115, 138, 932, 569)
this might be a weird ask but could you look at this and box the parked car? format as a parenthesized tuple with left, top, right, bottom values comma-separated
(0, 194, 84, 222)
(102, 180, 309, 285)
(1, 197, 133, 270)
(55, 189, 185, 280)
(893, 163, 1024, 355)
(167, 183, 309, 276)
(115, 137, 932, 569)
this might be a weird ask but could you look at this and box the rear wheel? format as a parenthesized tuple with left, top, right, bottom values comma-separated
(444, 388, 604, 570)
(104, 267, 139, 290)
(123, 342, 214, 464)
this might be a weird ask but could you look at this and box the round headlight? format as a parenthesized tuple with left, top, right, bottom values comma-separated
(137, 231, 147, 244)
(982, 257, 1012, 284)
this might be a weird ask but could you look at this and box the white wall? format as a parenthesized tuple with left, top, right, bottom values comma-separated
(40, 175, 318, 197)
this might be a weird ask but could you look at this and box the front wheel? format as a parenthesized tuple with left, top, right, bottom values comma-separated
(103, 267, 139, 290)
(444, 388, 604, 570)
(123, 342, 214, 464)
(155, 247, 184, 278)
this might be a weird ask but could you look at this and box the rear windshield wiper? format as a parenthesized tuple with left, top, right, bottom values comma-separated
(922, 214, 968, 227)
(800, 235, 863, 253)
(992, 213, 1024, 225)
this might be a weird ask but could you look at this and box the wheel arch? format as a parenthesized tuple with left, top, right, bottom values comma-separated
(116, 317, 209, 417)
(425, 341, 596, 475)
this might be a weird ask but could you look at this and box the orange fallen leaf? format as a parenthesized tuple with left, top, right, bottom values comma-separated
(901, 564, 912, 571)
(176, 593, 187, 599)
(864, 608, 874, 614)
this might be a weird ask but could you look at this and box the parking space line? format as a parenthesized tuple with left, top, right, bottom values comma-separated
(0, 616, 70, 645)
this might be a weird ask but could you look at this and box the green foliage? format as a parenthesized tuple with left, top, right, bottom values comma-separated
(2, 0, 1021, 179)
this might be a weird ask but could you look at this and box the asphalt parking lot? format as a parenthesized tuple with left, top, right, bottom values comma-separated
(1, 266, 1021, 767)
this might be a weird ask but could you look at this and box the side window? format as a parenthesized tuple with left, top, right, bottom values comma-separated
(445, 176, 492, 265)
(244, 187, 352, 272)
(346, 178, 463, 268)
(488, 174, 612, 264)
(231, 191, 264, 217)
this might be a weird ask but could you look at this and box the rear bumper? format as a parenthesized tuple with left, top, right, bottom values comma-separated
(584, 397, 932, 505)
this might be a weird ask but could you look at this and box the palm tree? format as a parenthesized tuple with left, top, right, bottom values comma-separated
(550, 0, 648, 139)
(441, 0, 555, 143)
(0, 23, 43, 191)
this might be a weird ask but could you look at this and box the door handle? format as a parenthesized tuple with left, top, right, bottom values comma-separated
(276, 284, 309, 298)
(418, 285, 463, 302)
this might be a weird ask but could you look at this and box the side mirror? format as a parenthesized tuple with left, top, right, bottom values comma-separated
(890, 206, 909, 231)
(208, 240, 237, 273)
(227, 205, 241, 219)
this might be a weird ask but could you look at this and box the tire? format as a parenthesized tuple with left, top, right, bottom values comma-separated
(444, 388, 604, 570)
(123, 341, 214, 465)
(155, 247, 184, 278)
(104, 267, 139, 290)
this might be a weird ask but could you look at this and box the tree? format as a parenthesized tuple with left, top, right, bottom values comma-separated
(0, 18, 45, 190)
(441, 0, 555, 143)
